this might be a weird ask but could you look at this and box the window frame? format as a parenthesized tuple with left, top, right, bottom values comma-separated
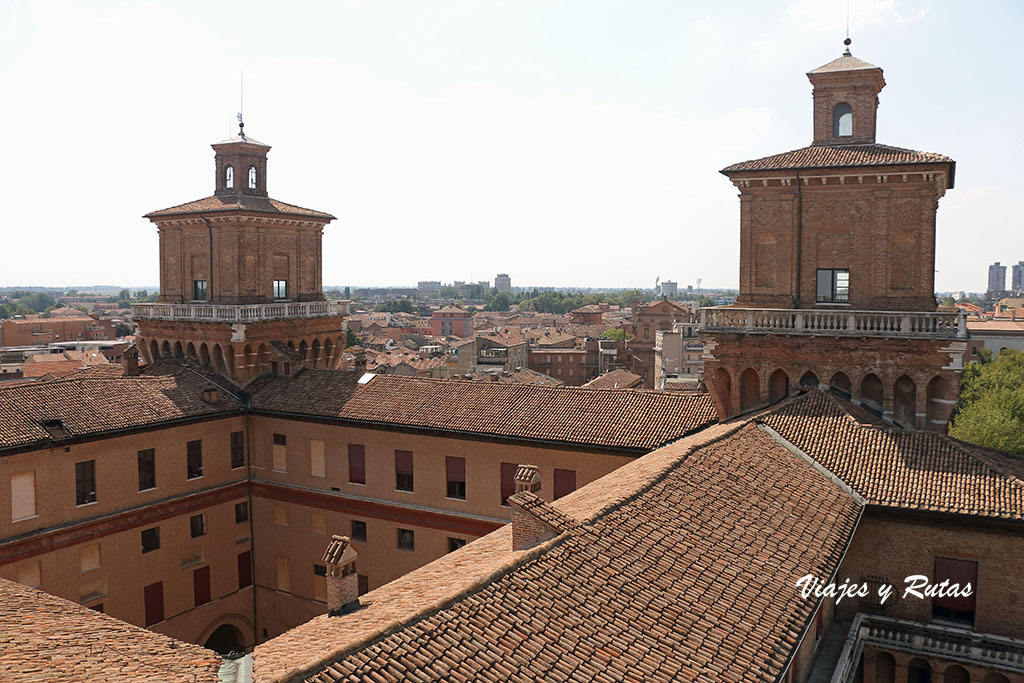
(189, 513, 207, 539)
(815, 268, 850, 304)
(351, 519, 367, 542)
(273, 279, 288, 300)
(395, 450, 414, 492)
(75, 460, 97, 506)
(186, 440, 203, 480)
(141, 526, 160, 554)
(348, 444, 366, 485)
(230, 431, 245, 470)
(234, 501, 249, 524)
(192, 279, 207, 302)
(445, 456, 466, 500)
(396, 528, 415, 551)
(137, 448, 156, 492)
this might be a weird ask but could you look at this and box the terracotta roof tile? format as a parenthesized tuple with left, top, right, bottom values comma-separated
(144, 194, 334, 220)
(249, 371, 718, 451)
(0, 365, 244, 451)
(722, 143, 953, 174)
(260, 420, 859, 682)
(761, 390, 1024, 520)
(0, 578, 222, 681)
(581, 369, 643, 390)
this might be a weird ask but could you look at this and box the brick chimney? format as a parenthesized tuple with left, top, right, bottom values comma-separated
(122, 345, 140, 376)
(514, 464, 541, 495)
(322, 535, 359, 614)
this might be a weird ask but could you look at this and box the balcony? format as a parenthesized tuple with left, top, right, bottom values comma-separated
(831, 614, 1024, 683)
(699, 307, 967, 340)
(132, 300, 350, 323)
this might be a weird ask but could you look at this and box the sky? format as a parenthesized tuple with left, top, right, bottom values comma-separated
(0, 1, 1021, 291)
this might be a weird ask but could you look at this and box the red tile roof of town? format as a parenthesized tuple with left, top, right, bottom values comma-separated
(721, 143, 955, 178)
(144, 194, 335, 220)
(249, 371, 718, 452)
(253, 416, 860, 682)
(761, 390, 1024, 520)
(581, 368, 643, 389)
(0, 578, 222, 682)
(0, 365, 245, 451)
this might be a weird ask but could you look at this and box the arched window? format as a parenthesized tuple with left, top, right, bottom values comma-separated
(833, 102, 853, 137)
(225, 166, 234, 189)
(248, 166, 257, 189)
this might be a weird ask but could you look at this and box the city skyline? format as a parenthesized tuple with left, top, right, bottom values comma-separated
(1, 1, 1022, 291)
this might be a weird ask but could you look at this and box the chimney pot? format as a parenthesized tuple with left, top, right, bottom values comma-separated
(202, 387, 218, 404)
(322, 534, 360, 614)
(513, 464, 541, 495)
(122, 345, 140, 376)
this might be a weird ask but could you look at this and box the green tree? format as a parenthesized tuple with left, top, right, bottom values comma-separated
(118, 289, 131, 301)
(115, 323, 134, 337)
(343, 286, 351, 299)
(487, 292, 511, 312)
(601, 328, 633, 342)
(950, 349, 1024, 453)
(345, 329, 359, 347)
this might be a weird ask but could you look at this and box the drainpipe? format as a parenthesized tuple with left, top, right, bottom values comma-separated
(202, 217, 214, 303)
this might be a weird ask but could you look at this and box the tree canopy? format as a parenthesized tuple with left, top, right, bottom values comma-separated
(950, 349, 1024, 454)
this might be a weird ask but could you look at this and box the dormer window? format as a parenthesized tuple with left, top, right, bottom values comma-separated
(833, 102, 853, 137)
(248, 166, 257, 189)
(225, 166, 234, 189)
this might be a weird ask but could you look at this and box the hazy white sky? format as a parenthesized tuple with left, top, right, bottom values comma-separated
(1, 1, 1021, 291)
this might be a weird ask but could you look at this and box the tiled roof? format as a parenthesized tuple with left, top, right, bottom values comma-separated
(722, 143, 954, 174)
(144, 194, 334, 220)
(0, 578, 222, 682)
(581, 368, 643, 389)
(249, 371, 718, 451)
(0, 365, 245, 451)
(761, 390, 1024, 520)
(261, 420, 859, 682)
(808, 53, 880, 73)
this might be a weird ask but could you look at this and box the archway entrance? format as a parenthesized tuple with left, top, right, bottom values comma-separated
(204, 623, 245, 655)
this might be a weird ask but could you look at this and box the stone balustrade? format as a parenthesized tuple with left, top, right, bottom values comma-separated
(830, 614, 1024, 683)
(132, 300, 350, 322)
(700, 307, 966, 340)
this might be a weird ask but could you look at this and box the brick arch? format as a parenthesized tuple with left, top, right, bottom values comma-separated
(829, 371, 852, 399)
(196, 612, 255, 655)
(768, 369, 789, 403)
(983, 674, 1011, 683)
(894, 375, 917, 428)
(211, 343, 229, 378)
(907, 657, 931, 682)
(875, 652, 895, 683)
(799, 370, 819, 388)
(323, 338, 334, 369)
(173, 341, 184, 359)
(199, 343, 210, 367)
(310, 339, 322, 368)
(160, 340, 171, 358)
(739, 368, 760, 413)
(148, 339, 159, 363)
(185, 342, 197, 360)
(861, 373, 884, 414)
(942, 664, 969, 683)
(298, 340, 308, 362)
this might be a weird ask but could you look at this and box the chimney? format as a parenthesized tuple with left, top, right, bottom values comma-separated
(514, 465, 541, 495)
(323, 535, 359, 614)
(202, 387, 218, 404)
(122, 345, 140, 376)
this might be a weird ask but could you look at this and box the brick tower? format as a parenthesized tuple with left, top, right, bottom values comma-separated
(134, 122, 348, 384)
(700, 41, 967, 431)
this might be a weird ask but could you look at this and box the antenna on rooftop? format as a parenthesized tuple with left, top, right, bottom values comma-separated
(237, 71, 245, 139)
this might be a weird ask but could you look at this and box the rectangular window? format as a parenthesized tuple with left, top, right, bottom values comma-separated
(553, 469, 576, 500)
(192, 280, 207, 301)
(311, 511, 327, 534)
(272, 434, 287, 472)
(186, 440, 203, 479)
(310, 439, 326, 478)
(141, 526, 160, 553)
(276, 555, 291, 593)
(397, 528, 415, 551)
(190, 513, 207, 538)
(144, 581, 164, 626)
(500, 462, 517, 506)
(395, 450, 413, 491)
(358, 574, 369, 596)
(351, 519, 367, 542)
(932, 557, 978, 624)
(230, 431, 245, 469)
(314, 563, 328, 603)
(273, 280, 288, 300)
(17, 561, 41, 588)
(237, 550, 253, 589)
(448, 537, 466, 553)
(273, 505, 289, 527)
(11, 471, 36, 521)
(446, 456, 466, 500)
(234, 501, 249, 524)
(75, 460, 96, 506)
(137, 449, 156, 491)
(815, 268, 850, 303)
(348, 444, 366, 484)
(80, 543, 101, 573)
(193, 565, 211, 606)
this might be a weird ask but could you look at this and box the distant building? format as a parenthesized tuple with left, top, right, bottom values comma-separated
(654, 320, 703, 390)
(417, 281, 441, 295)
(0, 315, 116, 348)
(1012, 261, 1024, 292)
(657, 280, 678, 297)
(494, 274, 511, 292)
(430, 305, 471, 337)
(988, 262, 1007, 293)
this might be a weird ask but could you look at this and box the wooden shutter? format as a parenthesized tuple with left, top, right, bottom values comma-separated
(500, 462, 516, 504)
(237, 551, 253, 589)
(933, 557, 977, 612)
(144, 582, 164, 626)
(553, 469, 576, 500)
(446, 457, 465, 483)
(193, 566, 211, 606)
(348, 445, 366, 484)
